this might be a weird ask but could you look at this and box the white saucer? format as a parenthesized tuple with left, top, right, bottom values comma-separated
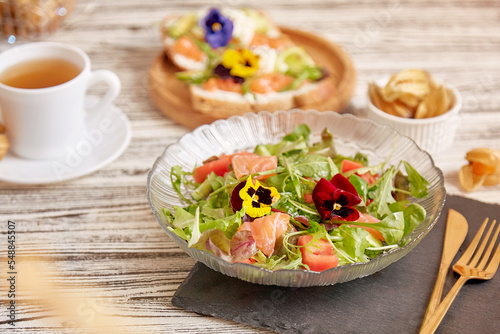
(0, 96, 131, 185)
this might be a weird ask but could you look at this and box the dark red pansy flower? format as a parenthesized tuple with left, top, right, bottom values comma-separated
(213, 64, 245, 84)
(312, 174, 361, 221)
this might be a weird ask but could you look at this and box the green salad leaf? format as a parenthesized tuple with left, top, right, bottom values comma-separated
(403, 161, 430, 198)
(339, 225, 370, 259)
(349, 173, 369, 204)
(367, 166, 397, 218)
(403, 203, 426, 236)
(338, 212, 405, 245)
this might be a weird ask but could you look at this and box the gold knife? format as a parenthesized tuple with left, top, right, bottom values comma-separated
(421, 209, 468, 326)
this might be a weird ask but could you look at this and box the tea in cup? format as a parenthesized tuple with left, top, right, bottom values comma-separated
(0, 42, 121, 160)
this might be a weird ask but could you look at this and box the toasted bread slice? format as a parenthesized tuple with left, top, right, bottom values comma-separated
(190, 86, 295, 118)
(294, 79, 335, 106)
(190, 78, 333, 118)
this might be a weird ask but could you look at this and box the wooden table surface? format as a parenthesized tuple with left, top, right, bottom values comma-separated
(1, 1, 499, 333)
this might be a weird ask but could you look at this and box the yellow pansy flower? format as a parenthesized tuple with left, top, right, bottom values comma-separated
(239, 177, 280, 218)
(222, 49, 259, 78)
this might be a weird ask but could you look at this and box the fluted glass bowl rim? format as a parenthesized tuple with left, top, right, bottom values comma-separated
(147, 110, 445, 287)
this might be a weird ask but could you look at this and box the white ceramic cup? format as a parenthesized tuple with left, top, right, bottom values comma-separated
(0, 42, 121, 160)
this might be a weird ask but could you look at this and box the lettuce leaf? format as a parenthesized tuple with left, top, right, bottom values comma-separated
(191, 172, 224, 200)
(254, 124, 311, 156)
(308, 128, 336, 157)
(339, 211, 405, 245)
(338, 225, 370, 259)
(170, 165, 193, 203)
(167, 226, 190, 242)
(349, 173, 369, 204)
(403, 161, 430, 198)
(188, 207, 201, 247)
(283, 124, 311, 142)
(169, 206, 195, 229)
(367, 166, 397, 218)
(200, 211, 242, 239)
(190, 228, 231, 260)
(230, 230, 258, 263)
(403, 203, 426, 236)
(291, 154, 336, 180)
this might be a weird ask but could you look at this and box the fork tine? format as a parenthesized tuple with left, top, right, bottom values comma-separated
(477, 220, 499, 269)
(485, 221, 500, 275)
(421, 217, 500, 334)
(456, 218, 489, 266)
(470, 219, 496, 267)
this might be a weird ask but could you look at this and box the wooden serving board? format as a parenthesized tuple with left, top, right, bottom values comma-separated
(148, 27, 357, 129)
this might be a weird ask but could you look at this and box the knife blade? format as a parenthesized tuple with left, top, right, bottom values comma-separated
(421, 209, 468, 325)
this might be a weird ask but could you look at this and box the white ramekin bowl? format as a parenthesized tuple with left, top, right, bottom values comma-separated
(366, 78, 462, 154)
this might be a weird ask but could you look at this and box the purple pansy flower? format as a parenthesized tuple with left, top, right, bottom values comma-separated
(201, 8, 233, 48)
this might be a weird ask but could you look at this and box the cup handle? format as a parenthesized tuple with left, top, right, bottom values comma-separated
(85, 70, 121, 113)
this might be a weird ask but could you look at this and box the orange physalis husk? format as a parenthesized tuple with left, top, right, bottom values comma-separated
(459, 148, 500, 192)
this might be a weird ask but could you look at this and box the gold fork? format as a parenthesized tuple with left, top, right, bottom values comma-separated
(420, 218, 500, 334)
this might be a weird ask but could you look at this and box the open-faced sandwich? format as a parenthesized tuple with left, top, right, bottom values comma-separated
(161, 8, 333, 118)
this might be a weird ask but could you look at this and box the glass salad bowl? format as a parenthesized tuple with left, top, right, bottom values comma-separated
(147, 110, 445, 287)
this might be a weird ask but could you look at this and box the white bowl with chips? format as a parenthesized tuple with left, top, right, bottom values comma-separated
(366, 74, 462, 154)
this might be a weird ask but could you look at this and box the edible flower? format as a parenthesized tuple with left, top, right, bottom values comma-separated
(312, 174, 361, 221)
(213, 64, 244, 83)
(222, 49, 259, 78)
(201, 8, 233, 48)
(231, 177, 280, 218)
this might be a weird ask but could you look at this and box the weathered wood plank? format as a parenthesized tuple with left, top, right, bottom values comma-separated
(1, 0, 499, 332)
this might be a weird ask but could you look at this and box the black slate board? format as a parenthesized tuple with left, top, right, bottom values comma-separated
(172, 195, 500, 334)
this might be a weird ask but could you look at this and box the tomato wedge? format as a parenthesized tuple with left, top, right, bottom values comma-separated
(192, 152, 252, 183)
(341, 159, 377, 185)
(298, 235, 338, 271)
(303, 193, 313, 203)
(341, 159, 364, 173)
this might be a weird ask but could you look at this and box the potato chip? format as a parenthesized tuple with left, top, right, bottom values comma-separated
(382, 69, 430, 101)
(369, 82, 414, 118)
(394, 92, 421, 108)
(391, 99, 413, 118)
(0, 124, 9, 161)
(369, 83, 398, 116)
(369, 69, 454, 119)
(414, 101, 429, 119)
(419, 84, 441, 118)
